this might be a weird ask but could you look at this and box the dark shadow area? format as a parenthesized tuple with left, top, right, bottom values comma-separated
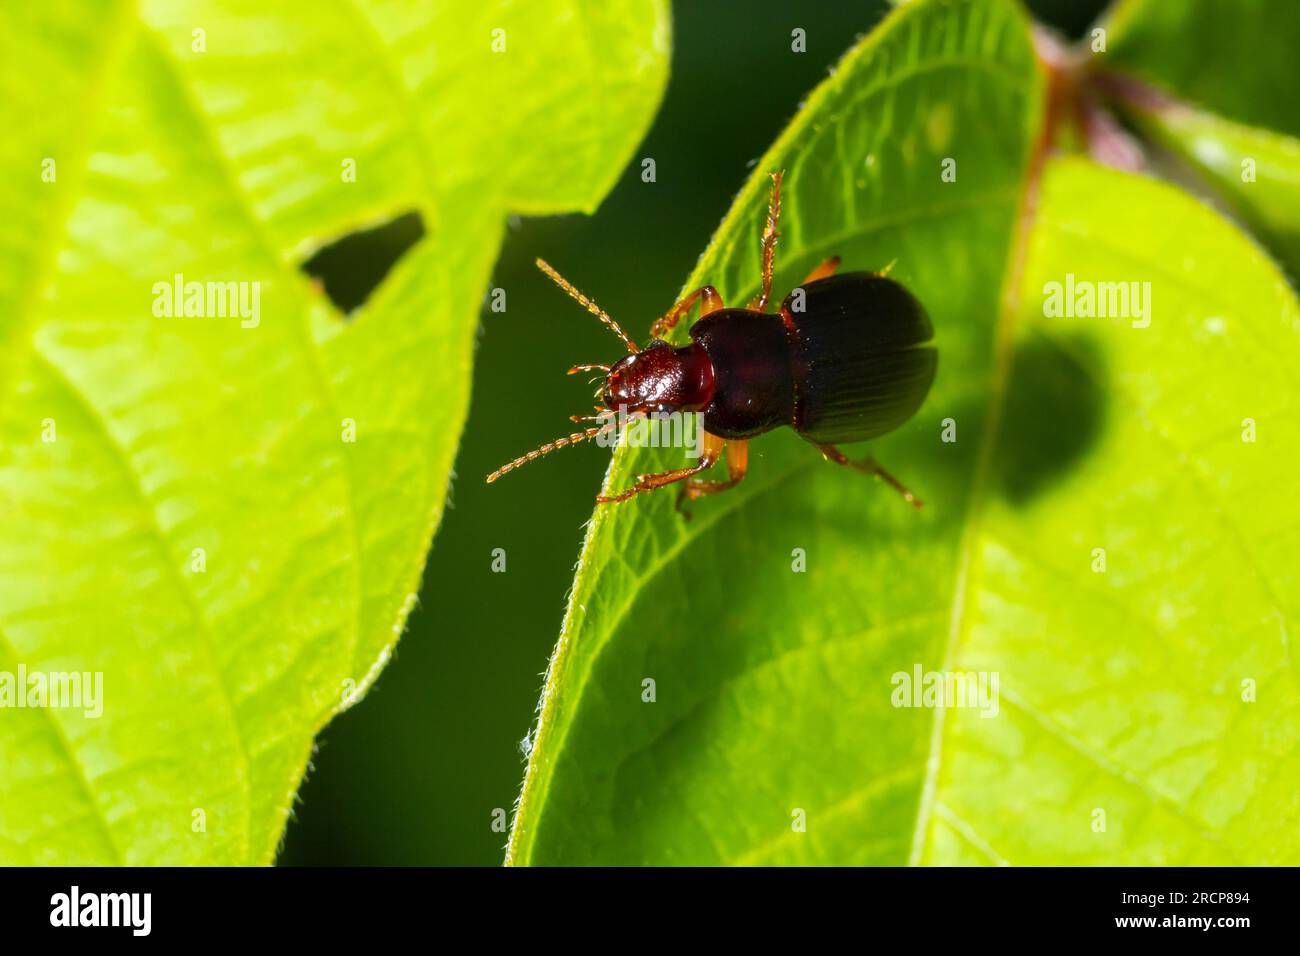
(995, 330, 1108, 503)
(301, 211, 425, 314)
(1024, 0, 1111, 39)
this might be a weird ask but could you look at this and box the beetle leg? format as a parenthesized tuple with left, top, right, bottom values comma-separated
(650, 286, 724, 340)
(801, 256, 841, 284)
(676, 439, 748, 518)
(596, 438, 721, 504)
(595, 434, 728, 509)
(679, 440, 748, 501)
(748, 170, 784, 311)
(596, 458, 716, 504)
(816, 443, 923, 509)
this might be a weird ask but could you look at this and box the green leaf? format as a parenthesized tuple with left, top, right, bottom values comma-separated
(1117, 100, 1300, 283)
(509, 0, 1044, 865)
(1100, 0, 1300, 282)
(509, 0, 1300, 865)
(0, 0, 666, 864)
(935, 156, 1300, 865)
(1104, 0, 1300, 139)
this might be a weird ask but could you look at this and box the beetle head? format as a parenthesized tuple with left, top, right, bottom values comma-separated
(602, 340, 713, 416)
(485, 259, 712, 485)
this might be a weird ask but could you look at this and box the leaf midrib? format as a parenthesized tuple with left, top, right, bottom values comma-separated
(905, 25, 1046, 864)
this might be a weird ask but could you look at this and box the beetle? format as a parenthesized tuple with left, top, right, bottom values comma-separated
(486, 170, 937, 511)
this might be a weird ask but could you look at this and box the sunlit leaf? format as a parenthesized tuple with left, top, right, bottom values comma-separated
(0, 0, 666, 865)
(1117, 98, 1300, 282)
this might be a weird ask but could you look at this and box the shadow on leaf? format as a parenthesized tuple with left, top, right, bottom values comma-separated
(994, 330, 1108, 504)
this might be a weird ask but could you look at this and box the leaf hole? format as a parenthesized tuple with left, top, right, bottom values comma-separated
(301, 211, 425, 316)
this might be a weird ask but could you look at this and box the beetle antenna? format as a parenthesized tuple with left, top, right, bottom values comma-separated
(567, 363, 610, 375)
(536, 258, 639, 353)
(486, 422, 619, 483)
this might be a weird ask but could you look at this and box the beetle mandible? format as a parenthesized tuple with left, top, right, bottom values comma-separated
(487, 171, 937, 512)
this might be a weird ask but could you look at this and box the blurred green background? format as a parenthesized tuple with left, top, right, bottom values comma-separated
(281, 0, 1104, 866)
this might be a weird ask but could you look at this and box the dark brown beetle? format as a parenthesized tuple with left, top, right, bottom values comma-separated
(487, 171, 937, 510)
